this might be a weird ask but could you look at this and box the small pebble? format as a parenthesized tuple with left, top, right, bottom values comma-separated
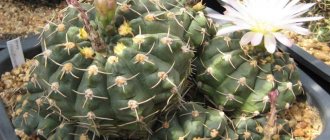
(284, 31, 330, 66)
(293, 128, 305, 137)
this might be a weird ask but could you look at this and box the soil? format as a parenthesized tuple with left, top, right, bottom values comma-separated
(0, 60, 33, 119)
(281, 101, 322, 140)
(0, 0, 67, 40)
(285, 32, 330, 66)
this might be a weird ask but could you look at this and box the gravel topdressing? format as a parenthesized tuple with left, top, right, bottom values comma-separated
(0, 0, 66, 40)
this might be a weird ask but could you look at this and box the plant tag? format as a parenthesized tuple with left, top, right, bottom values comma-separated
(7, 37, 25, 68)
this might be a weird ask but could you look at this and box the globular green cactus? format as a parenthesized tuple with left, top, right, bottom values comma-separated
(195, 33, 303, 117)
(47, 123, 105, 140)
(313, 19, 330, 42)
(12, 0, 216, 139)
(151, 102, 232, 140)
(151, 102, 294, 140)
(114, 0, 216, 46)
(12, 94, 40, 136)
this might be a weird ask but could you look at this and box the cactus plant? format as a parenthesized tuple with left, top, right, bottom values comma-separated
(195, 0, 320, 117)
(195, 33, 303, 117)
(151, 102, 294, 140)
(151, 102, 231, 140)
(11, 0, 216, 139)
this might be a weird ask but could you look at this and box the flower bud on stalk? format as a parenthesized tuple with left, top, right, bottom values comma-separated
(94, 0, 117, 28)
(66, 0, 107, 52)
(263, 90, 279, 140)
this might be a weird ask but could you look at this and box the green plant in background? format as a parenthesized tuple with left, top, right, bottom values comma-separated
(305, 0, 330, 43)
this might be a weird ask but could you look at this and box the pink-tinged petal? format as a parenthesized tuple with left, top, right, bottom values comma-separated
(284, 11, 308, 20)
(282, 25, 311, 35)
(206, 13, 251, 28)
(223, 5, 241, 17)
(222, 0, 230, 4)
(286, 3, 315, 16)
(216, 26, 247, 35)
(273, 33, 293, 47)
(232, 20, 252, 28)
(281, 3, 315, 20)
(264, 34, 277, 53)
(240, 32, 255, 46)
(206, 13, 236, 21)
(251, 32, 263, 46)
(284, 0, 300, 9)
(226, 0, 247, 14)
(223, 5, 251, 22)
(276, 0, 290, 9)
(283, 16, 323, 25)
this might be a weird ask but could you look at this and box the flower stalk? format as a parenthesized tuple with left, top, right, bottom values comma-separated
(94, 0, 117, 29)
(66, 0, 107, 52)
(263, 90, 279, 140)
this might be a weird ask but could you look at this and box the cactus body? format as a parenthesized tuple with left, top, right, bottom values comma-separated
(195, 34, 303, 116)
(151, 103, 230, 140)
(12, 0, 215, 138)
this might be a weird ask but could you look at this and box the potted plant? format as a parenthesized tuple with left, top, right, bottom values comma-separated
(0, 0, 329, 139)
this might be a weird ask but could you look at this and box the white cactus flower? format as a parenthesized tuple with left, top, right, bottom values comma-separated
(208, 0, 323, 53)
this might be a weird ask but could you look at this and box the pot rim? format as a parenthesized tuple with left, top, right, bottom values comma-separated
(278, 44, 330, 84)
(0, 35, 41, 74)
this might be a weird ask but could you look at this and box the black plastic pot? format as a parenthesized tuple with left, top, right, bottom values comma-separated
(301, 67, 330, 140)
(278, 44, 330, 92)
(203, 0, 226, 14)
(0, 35, 42, 74)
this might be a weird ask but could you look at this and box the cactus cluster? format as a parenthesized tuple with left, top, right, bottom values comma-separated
(195, 34, 303, 117)
(11, 0, 304, 139)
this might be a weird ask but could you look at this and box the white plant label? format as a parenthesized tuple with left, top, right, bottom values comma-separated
(7, 37, 25, 68)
